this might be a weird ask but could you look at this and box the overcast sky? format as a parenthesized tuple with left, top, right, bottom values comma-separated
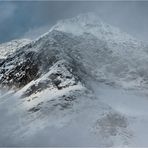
(0, 1, 148, 43)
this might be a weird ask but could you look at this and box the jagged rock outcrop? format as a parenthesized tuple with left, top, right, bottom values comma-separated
(1, 13, 148, 95)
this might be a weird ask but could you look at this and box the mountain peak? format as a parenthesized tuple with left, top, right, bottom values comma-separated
(61, 12, 102, 25)
(50, 13, 138, 45)
(50, 12, 103, 35)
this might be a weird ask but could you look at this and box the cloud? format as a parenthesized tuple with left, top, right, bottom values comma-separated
(22, 25, 52, 40)
(1, 2, 148, 43)
(0, 2, 17, 24)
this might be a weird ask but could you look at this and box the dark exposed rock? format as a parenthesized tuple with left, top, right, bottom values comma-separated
(0, 52, 39, 88)
(53, 79, 62, 89)
(0, 30, 86, 92)
(28, 106, 40, 112)
(95, 112, 128, 137)
(53, 102, 72, 110)
(21, 60, 79, 97)
(28, 102, 43, 113)
(22, 80, 51, 98)
(64, 96, 76, 101)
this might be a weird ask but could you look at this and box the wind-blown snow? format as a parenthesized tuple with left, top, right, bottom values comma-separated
(1, 13, 148, 147)
(1, 82, 148, 146)
(51, 13, 140, 44)
(0, 39, 31, 59)
(48, 13, 148, 89)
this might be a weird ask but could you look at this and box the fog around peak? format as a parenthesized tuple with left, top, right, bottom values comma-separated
(0, 1, 148, 43)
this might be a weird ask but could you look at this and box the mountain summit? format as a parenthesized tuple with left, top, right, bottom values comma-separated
(51, 13, 139, 44)
(0, 13, 148, 91)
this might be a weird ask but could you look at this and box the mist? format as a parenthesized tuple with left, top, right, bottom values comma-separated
(0, 1, 148, 43)
(1, 1, 148, 147)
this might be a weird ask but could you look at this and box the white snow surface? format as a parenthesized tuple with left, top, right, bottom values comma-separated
(1, 82, 148, 146)
(0, 39, 31, 59)
(1, 13, 148, 146)
(51, 13, 141, 45)
(49, 13, 148, 89)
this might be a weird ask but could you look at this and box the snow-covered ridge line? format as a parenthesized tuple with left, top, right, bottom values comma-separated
(0, 39, 31, 59)
(50, 12, 142, 45)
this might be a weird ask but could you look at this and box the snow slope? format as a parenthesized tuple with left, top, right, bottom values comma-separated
(0, 39, 31, 59)
(51, 13, 142, 46)
(0, 13, 148, 146)
(1, 13, 148, 89)
(1, 82, 148, 146)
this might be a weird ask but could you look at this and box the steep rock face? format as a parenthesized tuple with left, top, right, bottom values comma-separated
(0, 31, 85, 96)
(21, 60, 79, 98)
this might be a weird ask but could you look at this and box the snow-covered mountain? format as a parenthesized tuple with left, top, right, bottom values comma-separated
(1, 13, 148, 90)
(51, 13, 148, 88)
(1, 13, 148, 146)
(51, 13, 138, 43)
(0, 39, 31, 59)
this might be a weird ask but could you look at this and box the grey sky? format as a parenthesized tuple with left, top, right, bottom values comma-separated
(0, 1, 148, 43)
